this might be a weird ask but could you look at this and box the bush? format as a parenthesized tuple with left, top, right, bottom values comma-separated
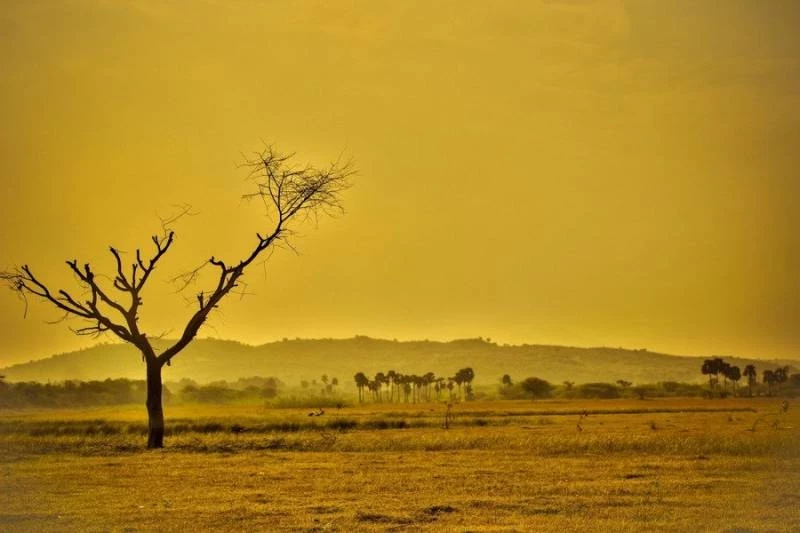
(576, 382, 620, 399)
(631, 385, 658, 399)
(326, 418, 358, 431)
(0, 378, 159, 408)
(362, 419, 408, 430)
(520, 377, 553, 399)
(497, 384, 530, 400)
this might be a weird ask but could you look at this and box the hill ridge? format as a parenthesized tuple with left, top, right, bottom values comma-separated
(2, 336, 797, 386)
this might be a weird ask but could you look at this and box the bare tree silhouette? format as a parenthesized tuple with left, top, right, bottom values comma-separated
(1, 146, 353, 448)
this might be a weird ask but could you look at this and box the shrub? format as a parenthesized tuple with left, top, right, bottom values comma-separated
(520, 377, 553, 399)
(362, 419, 408, 430)
(576, 382, 620, 399)
(326, 418, 358, 431)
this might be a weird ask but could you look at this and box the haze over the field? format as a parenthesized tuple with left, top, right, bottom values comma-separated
(1, 0, 798, 366)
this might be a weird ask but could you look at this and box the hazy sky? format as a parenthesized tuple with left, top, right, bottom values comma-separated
(1, 0, 798, 366)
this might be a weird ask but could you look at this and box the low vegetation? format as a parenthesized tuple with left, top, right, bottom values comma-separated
(4, 368, 799, 410)
(0, 376, 284, 409)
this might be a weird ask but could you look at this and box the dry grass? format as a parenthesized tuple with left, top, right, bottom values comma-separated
(1, 397, 798, 531)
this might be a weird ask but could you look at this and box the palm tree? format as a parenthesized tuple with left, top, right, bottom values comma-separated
(402, 379, 412, 403)
(774, 366, 790, 393)
(386, 370, 397, 402)
(726, 365, 741, 396)
(451, 373, 463, 400)
(374, 372, 387, 402)
(393, 372, 404, 403)
(454, 367, 475, 400)
(720, 361, 732, 394)
(413, 375, 423, 403)
(370, 380, 383, 401)
(701, 357, 725, 395)
(435, 377, 446, 400)
(462, 367, 475, 386)
(763, 369, 776, 396)
(743, 365, 757, 396)
(466, 368, 476, 400)
(353, 372, 369, 403)
(423, 372, 436, 402)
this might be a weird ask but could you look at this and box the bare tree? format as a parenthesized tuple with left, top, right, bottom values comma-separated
(2, 146, 353, 448)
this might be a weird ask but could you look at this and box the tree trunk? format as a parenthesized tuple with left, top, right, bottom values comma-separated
(146, 360, 165, 449)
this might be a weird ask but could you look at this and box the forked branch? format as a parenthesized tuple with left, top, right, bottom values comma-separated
(161, 147, 353, 364)
(1, 229, 177, 348)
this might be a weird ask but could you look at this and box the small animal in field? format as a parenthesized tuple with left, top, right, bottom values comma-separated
(308, 408, 325, 417)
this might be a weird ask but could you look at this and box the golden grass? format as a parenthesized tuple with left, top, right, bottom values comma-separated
(1, 397, 798, 531)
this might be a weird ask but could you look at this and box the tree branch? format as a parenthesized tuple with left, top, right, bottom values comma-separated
(1, 264, 133, 341)
(159, 147, 353, 365)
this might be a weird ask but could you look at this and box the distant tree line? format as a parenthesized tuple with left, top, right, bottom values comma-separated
(500, 363, 797, 401)
(0, 378, 162, 408)
(353, 368, 476, 403)
(299, 374, 340, 396)
(701, 358, 794, 397)
(176, 377, 282, 404)
(0, 376, 283, 408)
(500, 375, 736, 400)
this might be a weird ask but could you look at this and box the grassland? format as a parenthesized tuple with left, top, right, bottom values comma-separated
(1, 398, 798, 532)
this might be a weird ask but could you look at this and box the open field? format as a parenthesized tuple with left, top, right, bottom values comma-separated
(1, 398, 798, 531)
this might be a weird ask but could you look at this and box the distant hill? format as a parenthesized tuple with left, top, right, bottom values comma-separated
(1, 337, 797, 388)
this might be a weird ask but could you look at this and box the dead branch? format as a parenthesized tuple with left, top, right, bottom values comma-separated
(160, 147, 353, 365)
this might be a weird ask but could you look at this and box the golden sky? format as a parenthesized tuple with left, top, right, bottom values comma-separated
(1, 0, 798, 366)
